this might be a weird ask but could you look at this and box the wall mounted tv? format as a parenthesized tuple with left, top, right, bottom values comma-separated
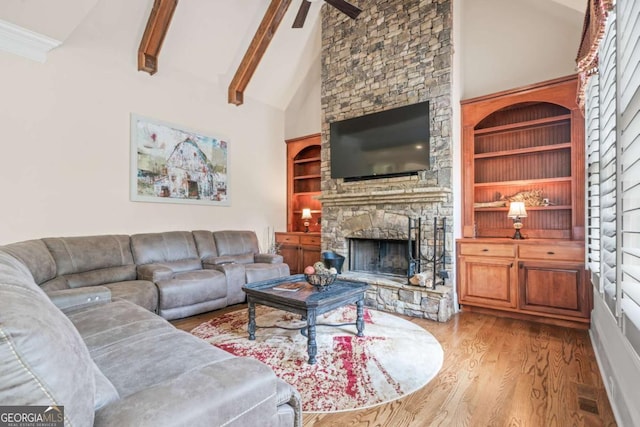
(330, 101, 430, 181)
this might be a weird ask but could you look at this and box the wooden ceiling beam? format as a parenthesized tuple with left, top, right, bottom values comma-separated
(228, 0, 293, 106)
(138, 0, 178, 75)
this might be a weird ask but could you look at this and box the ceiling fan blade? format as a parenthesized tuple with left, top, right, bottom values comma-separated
(292, 0, 312, 28)
(324, 0, 362, 20)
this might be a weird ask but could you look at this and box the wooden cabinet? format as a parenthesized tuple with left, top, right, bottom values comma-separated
(458, 242, 517, 308)
(457, 239, 590, 328)
(457, 76, 590, 328)
(518, 261, 588, 318)
(275, 232, 321, 274)
(458, 256, 517, 308)
(286, 134, 321, 233)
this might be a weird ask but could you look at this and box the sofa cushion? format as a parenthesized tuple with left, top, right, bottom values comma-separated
(105, 280, 158, 312)
(93, 358, 280, 427)
(1, 239, 57, 285)
(130, 232, 201, 268)
(0, 252, 96, 427)
(213, 230, 260, 257)
(192, 230, 219, 259)
(245, 263, 291, 284)
(66, 299, 235, 398)
(43, 235, 137, 288)
(156, 270, 226, 310)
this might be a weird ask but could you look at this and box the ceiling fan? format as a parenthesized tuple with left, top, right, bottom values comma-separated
(292, 0, 362, 28)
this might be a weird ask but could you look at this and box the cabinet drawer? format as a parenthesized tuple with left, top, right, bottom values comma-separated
(275, 233, 300, 244)
(459, 243, 514, 257)
(300, 235, 320, 245)
(518, 245, 583, 261)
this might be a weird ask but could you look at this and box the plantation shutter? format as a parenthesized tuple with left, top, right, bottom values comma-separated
(618, 0, 640, 355)
(599, 11, 618, 315)
(586, 75, 601, 279)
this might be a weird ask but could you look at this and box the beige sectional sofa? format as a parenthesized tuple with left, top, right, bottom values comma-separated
(0, 230, 299, 427)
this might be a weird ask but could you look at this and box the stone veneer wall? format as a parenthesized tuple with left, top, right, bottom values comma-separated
(319, 0, 454, 278)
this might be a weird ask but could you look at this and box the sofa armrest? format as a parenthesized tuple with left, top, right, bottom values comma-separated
(47, 286, 112, 311)
(94, 358, 284, 427)
(137, 264, 174, 282)
(255, 253, 284, 264)
(204, 262, 246, 305)
(202, 255, 237, 266)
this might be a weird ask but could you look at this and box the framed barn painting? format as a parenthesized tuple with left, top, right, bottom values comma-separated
(130, 114, 230, 206)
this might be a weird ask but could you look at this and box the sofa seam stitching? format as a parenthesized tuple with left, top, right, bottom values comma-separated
(0, 325, 73, 427)
(219, 391, 277, 427)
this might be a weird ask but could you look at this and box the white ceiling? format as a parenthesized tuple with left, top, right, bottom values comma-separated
(0, 0, 324, 109)
(0, 0, 584, 109)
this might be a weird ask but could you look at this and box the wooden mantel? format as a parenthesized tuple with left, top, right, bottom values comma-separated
(228, 0, 292, 106)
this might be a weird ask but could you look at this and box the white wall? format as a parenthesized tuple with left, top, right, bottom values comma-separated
(283, 15, 322, 140)
(0, 2, 287, 248)
(284, 52, 321, 140)
(461, 0, 584, 99)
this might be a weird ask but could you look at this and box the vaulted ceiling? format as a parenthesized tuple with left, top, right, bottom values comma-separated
(0, 0, 322, 109)
(0, 0, 584, 109)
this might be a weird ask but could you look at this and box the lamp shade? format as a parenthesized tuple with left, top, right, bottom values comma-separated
(301, 208, 312, 219)
(507, 202, 528, 218)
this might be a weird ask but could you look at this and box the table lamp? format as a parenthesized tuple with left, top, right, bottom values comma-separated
(507, 201, 527, 239)
(301, 208, 312, 233)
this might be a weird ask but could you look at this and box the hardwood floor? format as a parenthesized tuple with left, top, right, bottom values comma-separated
(172, 306, 617, 427)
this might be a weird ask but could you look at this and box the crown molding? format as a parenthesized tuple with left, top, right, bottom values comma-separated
(0, 19, 62, 63)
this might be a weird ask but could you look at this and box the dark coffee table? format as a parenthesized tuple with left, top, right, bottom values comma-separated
(242, 274, 370, 364)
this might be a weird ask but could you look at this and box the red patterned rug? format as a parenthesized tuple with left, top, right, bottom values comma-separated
(190, 305, 443, 413)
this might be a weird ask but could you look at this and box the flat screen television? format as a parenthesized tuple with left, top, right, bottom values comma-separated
(330, 101, 430, 181)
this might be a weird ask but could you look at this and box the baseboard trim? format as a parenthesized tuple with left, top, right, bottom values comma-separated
(590, 296, 640, 426)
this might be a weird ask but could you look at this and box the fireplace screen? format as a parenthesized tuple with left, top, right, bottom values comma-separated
(348, 238, 414, 276)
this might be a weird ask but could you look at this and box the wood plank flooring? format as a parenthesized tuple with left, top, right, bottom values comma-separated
(172, 306, 616, 427)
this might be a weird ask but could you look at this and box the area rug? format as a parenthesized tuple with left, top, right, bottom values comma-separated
(190, 305, 443, 412)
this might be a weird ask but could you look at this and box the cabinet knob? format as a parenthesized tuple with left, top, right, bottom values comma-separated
(482, 248, 489, 252)
(547, 251, 555, 255)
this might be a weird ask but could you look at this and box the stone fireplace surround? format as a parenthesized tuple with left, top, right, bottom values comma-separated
(318, 0, 454, 322)
(320, 185, 454, 322)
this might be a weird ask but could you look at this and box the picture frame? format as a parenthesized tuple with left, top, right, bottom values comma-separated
(130, 114, 230, 206)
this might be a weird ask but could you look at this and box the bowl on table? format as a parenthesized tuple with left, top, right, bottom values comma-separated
(304, 273, 337, 292)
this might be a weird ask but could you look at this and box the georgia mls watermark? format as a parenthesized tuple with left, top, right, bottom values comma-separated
(0, 406, 64, 427)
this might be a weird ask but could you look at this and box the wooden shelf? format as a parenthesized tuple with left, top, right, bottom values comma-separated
(474, 205, 572, 212)
(474, 114, 572, 136)
(459, 75, 587, 327)
(474, 143, 572, 159)
(286, 134, 322, 233)
(474, 177, 572, 187)
(294, 156, 321, 164)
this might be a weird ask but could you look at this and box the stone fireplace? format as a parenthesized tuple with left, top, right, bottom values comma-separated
(318, 0, 454, 321)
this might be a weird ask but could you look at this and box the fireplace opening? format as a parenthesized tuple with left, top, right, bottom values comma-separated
(348, 238, 415, 277)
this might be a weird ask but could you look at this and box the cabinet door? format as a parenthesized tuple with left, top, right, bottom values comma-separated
(301, 245, 321, 271)
(518, 261, 589, 318)
(279, 244, 301, 274)
(458, 256, 517, 308)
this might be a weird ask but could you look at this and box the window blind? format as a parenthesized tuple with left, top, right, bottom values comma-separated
(618, 0, 640, 355)
(586, 75, 601, 279)
(599, 11, 618, 315)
